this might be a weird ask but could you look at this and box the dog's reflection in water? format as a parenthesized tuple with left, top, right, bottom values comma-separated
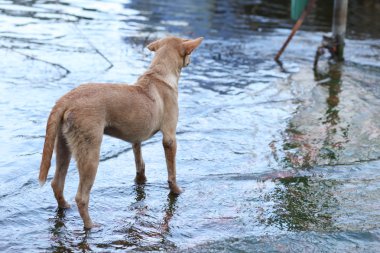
(49, 185, 178, 251)
(122, 184, 179, 247)
(132, 184, 178, 234)
(49, 207, 92, 252)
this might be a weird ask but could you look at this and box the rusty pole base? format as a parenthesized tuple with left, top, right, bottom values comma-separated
(313, 35, 345, 70)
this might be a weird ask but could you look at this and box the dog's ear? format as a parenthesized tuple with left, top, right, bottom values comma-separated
(183, 37, 204, 55)
(147, 39, 161, 52)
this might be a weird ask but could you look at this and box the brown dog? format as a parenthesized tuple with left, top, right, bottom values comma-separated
(38, 36, 203, 228)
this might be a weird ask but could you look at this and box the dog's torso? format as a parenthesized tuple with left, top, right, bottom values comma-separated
(58, 73, 178, 144)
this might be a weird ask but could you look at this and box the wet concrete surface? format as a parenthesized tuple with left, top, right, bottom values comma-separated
(0, 0, 380, 252)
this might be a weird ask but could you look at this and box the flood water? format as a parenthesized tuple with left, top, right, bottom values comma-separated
(1, 0, 380, 252)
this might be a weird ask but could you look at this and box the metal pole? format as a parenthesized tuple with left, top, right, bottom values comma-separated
(332, 0, 348, 61)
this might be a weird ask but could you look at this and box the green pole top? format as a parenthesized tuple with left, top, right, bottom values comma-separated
(291, 0, 309, 21)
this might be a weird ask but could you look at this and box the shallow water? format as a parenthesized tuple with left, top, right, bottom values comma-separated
(1, 0, 380, 252)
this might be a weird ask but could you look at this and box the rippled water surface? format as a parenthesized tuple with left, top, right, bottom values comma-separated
(1, 0, 380, 252)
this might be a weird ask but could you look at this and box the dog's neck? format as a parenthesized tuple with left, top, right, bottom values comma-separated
(147, 50, 182, 91)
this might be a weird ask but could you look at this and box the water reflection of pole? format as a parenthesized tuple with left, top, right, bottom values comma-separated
(325, 66, 342, 126)
(324, 65, 342, 156)
(316, 64, 344, 162)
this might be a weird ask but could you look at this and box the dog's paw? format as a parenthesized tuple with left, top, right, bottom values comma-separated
(83, 221, 102, 230)
(84, 222, 102, 231)
(134, 174, 147, 184)
(169, 185, 183, 195)
(59, 201, 71, 209)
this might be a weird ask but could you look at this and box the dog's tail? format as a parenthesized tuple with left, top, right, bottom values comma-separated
(38, 103, 65, 186)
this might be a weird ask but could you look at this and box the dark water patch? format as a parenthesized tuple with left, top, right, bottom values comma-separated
(265, 176, 340, 232)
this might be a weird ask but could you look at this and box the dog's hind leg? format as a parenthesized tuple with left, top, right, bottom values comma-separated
(51, 130, 71, 208)
(133, 142, 147, 184)
(73, 134, 102, 229)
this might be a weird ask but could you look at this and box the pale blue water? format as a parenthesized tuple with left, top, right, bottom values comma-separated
(0, 0, 379, 252)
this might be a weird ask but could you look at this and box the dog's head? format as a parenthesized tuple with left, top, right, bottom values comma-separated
(147, 36, 203, 68)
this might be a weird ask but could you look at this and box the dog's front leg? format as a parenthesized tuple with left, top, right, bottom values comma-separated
(163, 136, 182, 194)
(133, 142, 147, 184)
